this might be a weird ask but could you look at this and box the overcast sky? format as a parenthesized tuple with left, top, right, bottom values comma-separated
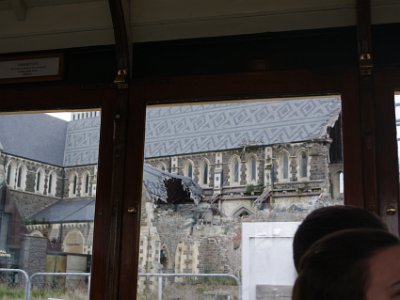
(46, 112, 72, 121)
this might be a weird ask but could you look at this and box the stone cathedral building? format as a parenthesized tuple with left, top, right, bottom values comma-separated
(0, 96, 343, 284)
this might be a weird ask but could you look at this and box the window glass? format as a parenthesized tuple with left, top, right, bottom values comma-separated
(203, 161, 209, 185)
(48, 173, 53, 194)
(251, 158, 256, 181)
(233, 158, 240, 182)
(0, 110, 100, 299)
(139, 96, 344, 299)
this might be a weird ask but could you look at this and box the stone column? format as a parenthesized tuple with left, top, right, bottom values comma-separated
(213, 153, 223, 194)
(20, 235, 47, 276)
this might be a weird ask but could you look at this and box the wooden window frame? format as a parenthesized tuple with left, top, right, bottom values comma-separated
(121, 67, 365, 298)
(1, 84, 120, 299)
(1, 66, 399, 299)
(374, 69, 400, 233)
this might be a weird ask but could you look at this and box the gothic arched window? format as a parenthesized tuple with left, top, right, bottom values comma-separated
(300, 152, 308, 178)
(199, 159, 209, 186)
(16, 164, 27, 190)
(6, 164, 11, 184)
(36, 169, 45, 193)
(281, 152, 289, 180)
(81, 172, 91, 196)
(230, 156, 241, 185)
(247, 156, 257, 183)
(6, 161, 16, 187)
(184, 160, 194, 179)
(47, 172, 57, 196)
(69, 172, 79, 197)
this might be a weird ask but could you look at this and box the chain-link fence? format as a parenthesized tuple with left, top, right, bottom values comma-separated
(137, 273, 241, 300)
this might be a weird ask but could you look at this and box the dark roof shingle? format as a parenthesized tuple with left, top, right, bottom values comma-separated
(0, 114, 67, 165)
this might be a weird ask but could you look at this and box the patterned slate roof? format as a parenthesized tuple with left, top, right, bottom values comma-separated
(0, 96, 341, 166)
(30, 198, 95, 223)
(0, 114, 67, 165)
(144, 96, 341, 158)
(63, 117, 101, 167)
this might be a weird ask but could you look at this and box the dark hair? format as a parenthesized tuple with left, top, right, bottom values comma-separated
(292, 229, 400, 300)
(293, 205, 387, 271)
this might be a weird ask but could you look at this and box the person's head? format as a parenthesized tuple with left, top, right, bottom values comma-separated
(292, 229, 400, 300)
(293, 205, 388, 271)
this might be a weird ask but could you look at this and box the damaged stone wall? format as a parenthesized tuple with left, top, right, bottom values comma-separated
(147, 141, 341, 220)
(137, 140, 342, 295)
(138, 184, 242, 294)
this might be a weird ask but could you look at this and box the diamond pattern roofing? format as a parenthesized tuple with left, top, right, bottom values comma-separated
(30, 198, 95, 223)
(144, 96, 341, 158)
(0, 96, 341, 166)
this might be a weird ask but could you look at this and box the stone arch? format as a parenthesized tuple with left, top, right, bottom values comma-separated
(30, 230, 44, 237)
(232, 205, 254, 218)
(63, 229, 85, 254)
